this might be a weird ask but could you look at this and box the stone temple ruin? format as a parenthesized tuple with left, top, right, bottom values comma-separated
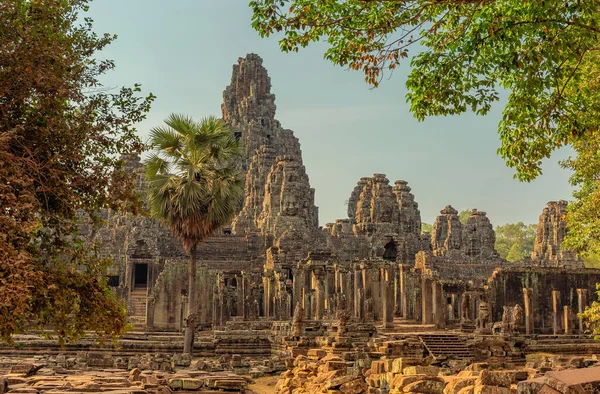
(71, 54, 600, 380)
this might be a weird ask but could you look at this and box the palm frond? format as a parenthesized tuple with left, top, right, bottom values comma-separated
(145, 113, 244, 252)
(144, 153, 171, 179)
(148, 126, 182, 155)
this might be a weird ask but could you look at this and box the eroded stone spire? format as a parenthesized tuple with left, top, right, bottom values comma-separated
(431, 205, 462, 256)
(461, 209, 497, 259)
(531, 200, 582, 268)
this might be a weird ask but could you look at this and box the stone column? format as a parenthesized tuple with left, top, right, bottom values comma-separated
(345, 268, 353, 314)
(381, 266, 393, 328)
(433, 282, 445, 328)
(353, 265, 361, 318)
(422, 278, 433, 324)
(263, 276, 270, 318)
(324, 268, 331, 315)
(362, 265, 369, 319)
(432, 281, 438, 327)
(577, 289, 588, 334)
(564, 305, 571, 334)
(241, 273, 247, 319)
(399, 264, 408, 318)
(314, 269, 325, 320)
(146, 297, 155, 331)
(293, 268, 302, 314)
(357, 288, 365, 321)
(552, 290, 561, 335)
(523, 288, 533, 335)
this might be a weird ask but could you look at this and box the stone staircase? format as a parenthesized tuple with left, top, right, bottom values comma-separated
(525, 335, 600, 355)
(382, 318, 437, 333)
(128, 288, 147, 331)
(418, 333, 473, 360)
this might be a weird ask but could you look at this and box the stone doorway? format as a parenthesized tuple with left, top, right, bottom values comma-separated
(134, 263, 148, 288)
(383, 239, 397, 262)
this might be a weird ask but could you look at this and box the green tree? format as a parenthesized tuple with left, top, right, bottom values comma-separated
(494, 222, 536, 262)
(0, 0, 154, 343)
(582, 254, 600, 269)
(458, 209, 471, 224)
(145, 114, 244, 355)
(421, 222, 433, 234)
(250, 1, 600, 254)
(580, 284, 600, 337)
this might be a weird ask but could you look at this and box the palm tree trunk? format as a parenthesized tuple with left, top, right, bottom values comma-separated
(183, 247, 197, 355)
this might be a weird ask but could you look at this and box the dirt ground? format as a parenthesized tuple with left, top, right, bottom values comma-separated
(247, 375, 278, 394)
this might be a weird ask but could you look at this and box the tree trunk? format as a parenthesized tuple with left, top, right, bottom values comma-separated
(183, 247, 197, 355)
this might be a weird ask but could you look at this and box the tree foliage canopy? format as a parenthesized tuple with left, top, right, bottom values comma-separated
(250, 0, 600, 254)
(0, 0, 154, 343)
(494, 222, 536, 262)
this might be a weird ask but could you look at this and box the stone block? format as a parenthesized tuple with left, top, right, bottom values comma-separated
(326, 376, 357, 390)
(340, 378, 367, 394)
(476, 371, 511, 388)
(307, 349, 327, 360)
(325, 361, 348, 372)
(465, 364, 489, 372)
(391, 358, 417, 374)
(472, 385, 515, 394)
(443, 377, 477, 394)
(456, 386, 474, 394)
(391, 375, 422, 390)
(516, 378, 545, 394)
(403, 366, 440, 377)
(294, 355, 308, 367)
(4, 375, 27, 386)
(9, 364, 36, 376)
(371, 361, 386, 375)
(403, 378, 446, 394)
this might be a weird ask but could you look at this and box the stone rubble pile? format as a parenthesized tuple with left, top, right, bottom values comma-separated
(274, 352, 546, 394)
(0, 360, 252, 394)
(275, 352, 365, 394)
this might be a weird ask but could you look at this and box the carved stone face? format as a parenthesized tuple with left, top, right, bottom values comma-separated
(282, 195, 300, 216)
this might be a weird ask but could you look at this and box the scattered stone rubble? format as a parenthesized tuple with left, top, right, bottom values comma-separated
(273, 352, 600, 394)
(0, 360, 251, 394)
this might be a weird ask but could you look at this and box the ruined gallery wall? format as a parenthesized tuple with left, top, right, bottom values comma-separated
(488, 267, 600, 332)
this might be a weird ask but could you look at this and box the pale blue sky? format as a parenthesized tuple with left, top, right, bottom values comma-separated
(88, 0, 574, 226)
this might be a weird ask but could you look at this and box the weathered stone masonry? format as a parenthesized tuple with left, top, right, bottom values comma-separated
(91, 54, 597, 341)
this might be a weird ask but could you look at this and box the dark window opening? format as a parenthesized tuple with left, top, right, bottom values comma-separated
(134, 263, 148, 288)
(223, 228, 232, 235)
(234, 131, 242, 141)
(107, 275, 120, 287)
(261, 119, 265, 127)
(383, 239, 397, 262)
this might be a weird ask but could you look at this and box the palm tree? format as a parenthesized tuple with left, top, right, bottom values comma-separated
(145, 114, 243, 355)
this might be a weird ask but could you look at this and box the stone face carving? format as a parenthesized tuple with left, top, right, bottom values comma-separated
(432, 205, 462, 256)
(531, 200, 582, 268)
(345, 175, 422, 264)
(462, 209, 497, 259)
(231, 146, 277, 234)
(258, 155, 318, 239)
